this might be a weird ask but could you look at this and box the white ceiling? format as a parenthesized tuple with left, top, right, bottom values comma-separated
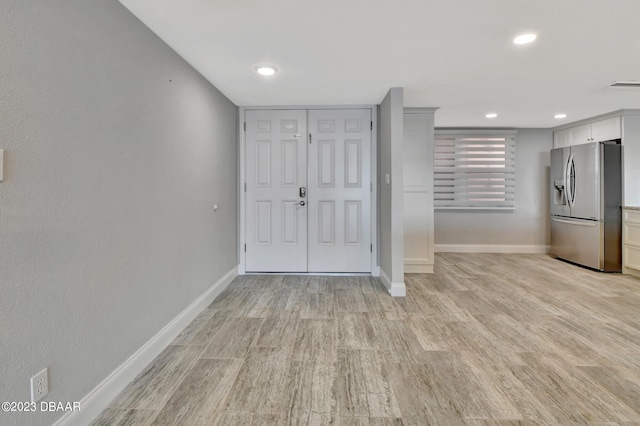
(119, 0, 640, 128)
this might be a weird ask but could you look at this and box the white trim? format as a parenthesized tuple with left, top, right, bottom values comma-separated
(241, 104, 376, 111)
(389, 283, 407, 297)
(371, 266, 380, 277)
(238, 105, 379, 275)
(379, 268, 391, 288)
(380, 268, 406, 297)
(435, 129, 518, 137)
(370, 105, 379, 275)
(404, 258, 433, 264)
(404, 264, 434, 273)
(435, 244, 550, 254)
(237, 108, 246, 275)
(623, 265, 640, 278)
(245, 272, 370, 276)
(404, 258, 434, 273)
(403, 185, 429, 193)
(404, 107, 439, 115)
(53, 266, 238, 426)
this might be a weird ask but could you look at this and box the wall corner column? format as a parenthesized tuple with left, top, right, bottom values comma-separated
(378, 88, 405, 296)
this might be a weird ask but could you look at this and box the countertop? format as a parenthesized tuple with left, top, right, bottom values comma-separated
(623, 205, 640, 211)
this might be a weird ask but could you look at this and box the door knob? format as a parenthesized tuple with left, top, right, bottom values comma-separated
(299, 201, 306, 206)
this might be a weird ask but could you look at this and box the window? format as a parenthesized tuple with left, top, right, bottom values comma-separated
(434, 130, 516, 210)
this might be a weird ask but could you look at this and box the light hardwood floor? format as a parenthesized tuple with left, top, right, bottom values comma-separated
(93, 254, 640, 425)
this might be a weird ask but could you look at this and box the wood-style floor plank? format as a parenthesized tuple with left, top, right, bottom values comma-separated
(514, 352, 640, 422)
(109, 345, 202, 411)
(150, 358, 243, 425)
(254, 312, 299, 348)
(91, 408, 158, 426)
(292, 318, 337, 363)
(286, 360, 336, 423)
(223, 346, 294, 415)
(579, 366, 640, 416)
(336, 313, 377, 350)
(200, 317, 262, 359)
(335, 349, 370, 417)
(386, 360, 466, 426)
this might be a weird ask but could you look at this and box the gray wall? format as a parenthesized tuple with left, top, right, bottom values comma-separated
(623, 113, 640, 205)
(378, 88, 405, 285)
(434, 128, 552, 248)
(0, 1, 237, 425)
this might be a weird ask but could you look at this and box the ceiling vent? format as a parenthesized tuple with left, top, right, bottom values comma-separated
(601, 80, 640, 90)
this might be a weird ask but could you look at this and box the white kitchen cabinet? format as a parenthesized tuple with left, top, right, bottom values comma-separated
(553, 128, 570, 148)
(568, 124, 591, 145)
(403, 108, 437, 273)
(553, 116, 621, 148)
(591, 116, 621, 142)
(623, 208, 640, 278)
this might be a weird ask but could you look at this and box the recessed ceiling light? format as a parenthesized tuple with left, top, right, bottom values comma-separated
(255, 65, 277, 76)
(485, 113, 498, 118)
(513, 33, 537, 45)
(554, 113, 567, 119)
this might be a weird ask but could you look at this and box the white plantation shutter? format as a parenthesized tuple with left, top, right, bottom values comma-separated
(434, 130, 516, 209)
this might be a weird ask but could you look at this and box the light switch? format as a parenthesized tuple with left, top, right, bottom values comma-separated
(0, 149, 4, 182)
(384, 173, 390, 185)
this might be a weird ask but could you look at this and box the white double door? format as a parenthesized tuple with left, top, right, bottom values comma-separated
(245, 109, 372, 273)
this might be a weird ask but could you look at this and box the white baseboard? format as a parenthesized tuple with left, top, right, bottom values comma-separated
(53, 266, 238, 426)
(435, 244, 550, 254)
(623, 266, 640, 278)
(404, 258, 434, 273)
(371, 266, 380, 277)
(379, 268, 406, 297)
(404, 264, 434, 273)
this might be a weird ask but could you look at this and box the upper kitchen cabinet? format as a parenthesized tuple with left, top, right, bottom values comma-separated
(553, 128, 570, 148)
(591, 116, 621, 142)
(553, 116, 620, 148)
(568, 123, 591, 145)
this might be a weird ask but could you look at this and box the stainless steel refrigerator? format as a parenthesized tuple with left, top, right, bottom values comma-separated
(550, 141, 622, 271)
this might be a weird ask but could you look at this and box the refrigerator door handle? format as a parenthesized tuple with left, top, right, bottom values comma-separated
(569, 156, 576, 208)
(564, 153, 573, 208)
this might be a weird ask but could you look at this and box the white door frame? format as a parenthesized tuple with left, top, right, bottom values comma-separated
(238, 105, 379, 275)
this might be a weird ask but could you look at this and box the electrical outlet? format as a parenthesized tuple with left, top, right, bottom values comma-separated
(30, 368, 48, 403)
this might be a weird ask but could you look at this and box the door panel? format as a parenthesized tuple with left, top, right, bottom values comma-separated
(591, 117, 621, 143)
(553, 129, 570, 148)
(245, 110, 308, 272)
(550, 147, 570, 217)
(570, 142, 600, 220)
(551, 217, 603, 270)
(308, 109, 372, 272)
(569, 124, 590, 146)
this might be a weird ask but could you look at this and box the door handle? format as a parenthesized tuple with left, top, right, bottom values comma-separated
(569, 157, 576, 207)
(565, 153, 574, 208)
(298, 200, 306, 206)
